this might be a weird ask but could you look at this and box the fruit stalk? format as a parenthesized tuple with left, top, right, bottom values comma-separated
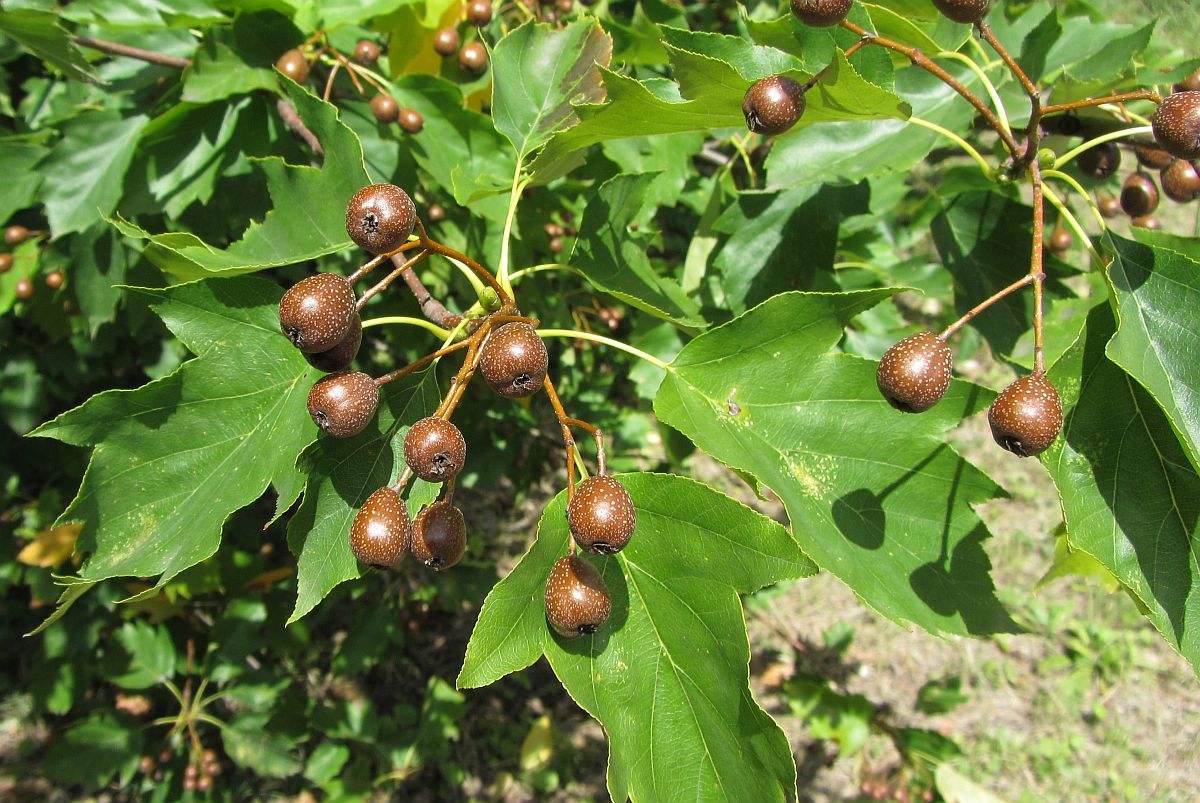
(374, 338, 475, 387)
(975, 21, 1041, 163)
(1040, 90, 1162, 117)
(415, 219, 515, 306)
(356, 250, 430, 310)
(939, 273, 1037, 340)
(1028, 161, 1047, 373)
(276, 99, 324, 159)
(399, 258, 463, 328)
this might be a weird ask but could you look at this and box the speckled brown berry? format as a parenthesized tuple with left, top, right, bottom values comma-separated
(544, 555, 611, 638)
(1076, 141, 1120, 179)
(1161, 159, 1200, 203)
(1152, 91, 1200, 160)
(350, 487, 410, 568)
(0, 253, 12, 273)
(988, 373, 1062, 458)
(399, 107, 424, 134)
(433, 27, 460, 57)
(4, 225, 28, 245)
(931, 0, 989, 24)
(1134, 145, 1174, 169)
(403, 416, 467, 482)
(480, 322, 548, 398)
(1097, 194, 1120, 218)
(370, 93, 399, 124)
(790, 0, 852, 27)
(466, 0, 493, 26)
(459, 41, 489, 74)
(1131, 215, 1161, 230)
(411, 501, 467, 569)
(346, 183, 416, 255)
(275, 48, 309, 83)
(568, 475, 635, 555)
(353, 40, 381, 67)
(1120, 173, 1159, 217)
(1047, 228, 1073, 254)
(876, 332, 953, 413)
(742, 76, 806, 137)
(305, 311, 362, 373)
(307, 371, 379, 438)
(45, 270, 64, 289)
(427, 203, 446, 222)
(14, 277, 33, 300)
(279, 273, 357, 353)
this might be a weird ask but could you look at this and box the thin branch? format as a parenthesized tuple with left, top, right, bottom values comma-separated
(400, 259, 463, 328)
(75, 35, 192, 69)
(276, 99, 324, 159)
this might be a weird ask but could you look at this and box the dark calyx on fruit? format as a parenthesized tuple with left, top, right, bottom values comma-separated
(1152, 91, 1200, 160)
(742, 76, 806, 137)
(353, 40, 381, 67)
(399, 108, 424, 134)
(876, 331, 953, 413)
(987, 373, 1062, 458)
(346, 183, 416, 255)
(931, 0, 990, 24)
(305, 311, 363, 373)
(1134, 145, 1174, 169)
(411, 501, 467, 569)
(567, 475, 636, 555)
(1076, 141, 1120, 179)
(480, 322, 549, 398)
(466, 0, 493, 26)
(370, 93, 399, 124)
(1119, 173, 1159, 217)
(307, 371, 379, 438)
(544, 555, 612, 637)
(275, 49, 309, 83)
(350, 487, 410, 568)
(790, 0, 852, 27)
(279, 273, 357, 353)
(403, 416, 467, 482)
(459, 41, 489, 74)
(5, 225, 29, 245)
(433, 27, 460, 56)
(1161, 159, 1200, 203)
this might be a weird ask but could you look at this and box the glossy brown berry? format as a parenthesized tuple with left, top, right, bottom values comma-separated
(549, 236, 564, 254)
(1161, 159, 1200, 203)
(742, 76, 806, 137)
(1120, 173, 1159, 217)
(411, 501, 467, 569)
(1076, 141, 1120, 179)
(568, 475, 635, 555)
(433, 27, 460, 57)
(1177, 68, 1200, 94)
(45, 270, 64, 289)
(459, 41, 489, 74)
(466, 0, 493, 26)
(1047, 228, 1073, 254)
(403, 416, 467, 482)
(1097, 194, 1121, 218)
(1134, 145, 1174, 169)
(14, 277, 33, 300)
(279, 273, 357, 353)
(557, 0, 574, 12)
(1152, 91, 1200, 160)
(353, 40, 381, 67)
(4, 225, 28, 245)
(988, 373, 1062, 458)
(346, 183, 416, 255)
(275, 48, 309, 83)
(350, 487, 410, 568)
(544, 555, 611, 637)
(876, 332, 953, 413)
(399, 107, 424, 134)
(427, 203, 446, 222)
(1131, 215, 1161, 230)
(0, 253, 12, 273)
(790, 0, 852, 27)
(305, 311, 362, 372)
(307, 371, 379, 437)
(931, 0, 989, 24)
(370, 93, 399, 124)
(480, 322, 548, 398)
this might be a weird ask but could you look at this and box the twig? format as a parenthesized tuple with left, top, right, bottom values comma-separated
(276, 99, 324, 159)
(75, 35, 192, 69)
(401, 259, 463, 328)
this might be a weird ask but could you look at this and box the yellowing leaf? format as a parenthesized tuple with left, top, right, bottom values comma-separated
(17, 523, 81, 567)
(519, 715, 554, 771)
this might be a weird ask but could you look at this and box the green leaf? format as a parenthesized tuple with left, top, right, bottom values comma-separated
(182, 10, 301, 104)
(109, 620, 176, 689)
(304, 742, 351, 786)
(1103, 235, 1200, 470)
(43, 712, 142, 789)
(460, 473, 813, 801)
(30, 277, 318, 590)
(293, 0, 419, 31)
(570, 174, 705, 328)
(490, 19, 612, 159)
(1045, 304, 1200, 675)
(0, 8, 97, 82)
(222, 711, 302, 778)
(783, 675, 873, 755)
(654, 291, 1017, 637)
(70, 227, 130, 335)
(915, 675, 969, 715)
(0, 136, 49, 225)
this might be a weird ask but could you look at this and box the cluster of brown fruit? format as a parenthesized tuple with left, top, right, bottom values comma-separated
(278, 183, 636, 637)
(0, 225, 64, 301)
(137, 744, 223, 792)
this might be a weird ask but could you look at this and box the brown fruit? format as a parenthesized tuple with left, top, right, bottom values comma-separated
(1177, 67, 1200, 93)
(1134, 145, 1174, 169)
(1161, 159, 1200, 203)
(1047, 228, 1073, 254)
(346, 183, 416, 254)
(1152, 91, 1200, 160)
(399, 107, 424, 134)
(557, 0, 574, 12)
(411, 501, 467, 569)
(0, 253, 12, 273)
(370, 93, 399, 124)
(45, 270, 64, 289)
(480, 322, 548, 398)
(876, 331, 953, 413)
(353, 40, 381, 67)
(279, 273, 357, 353)
(403, 416, 467, 482)
(433, 27, 460, 57)
(544, 555, 612, 637)
(4, 225, 29, 245)
(549, 236, 564, 254)
(350, 487, 410, 568)
(931, 0, 990, 24)
(742, 76, 806, 137)
(1119, 173, 1159, 217)
(790, 0, 852, 28)
(1131, 215, 1161, 230)
(14, 277, 33, 300)
(567, 475, 635, 555)
(987, 373, 1062, 458)
(1076, 141, 1120, 179)
(466, 0, 493, 26)
(307, 371, 379, 437)
(275, 48, 309, 83)
(305, 311, 362, 372)
(1097, 194, 1121, 218)
(427, 203, 446, 222)
(459, 41, 489, 74)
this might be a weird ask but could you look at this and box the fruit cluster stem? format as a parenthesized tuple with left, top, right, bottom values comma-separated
(1028, 161, 1047, 373)
(939, 273, 1037, 341)
(416, 220, 515, 307)
(1040, 90, 1162, 117)
(357, 250, 430, 310)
